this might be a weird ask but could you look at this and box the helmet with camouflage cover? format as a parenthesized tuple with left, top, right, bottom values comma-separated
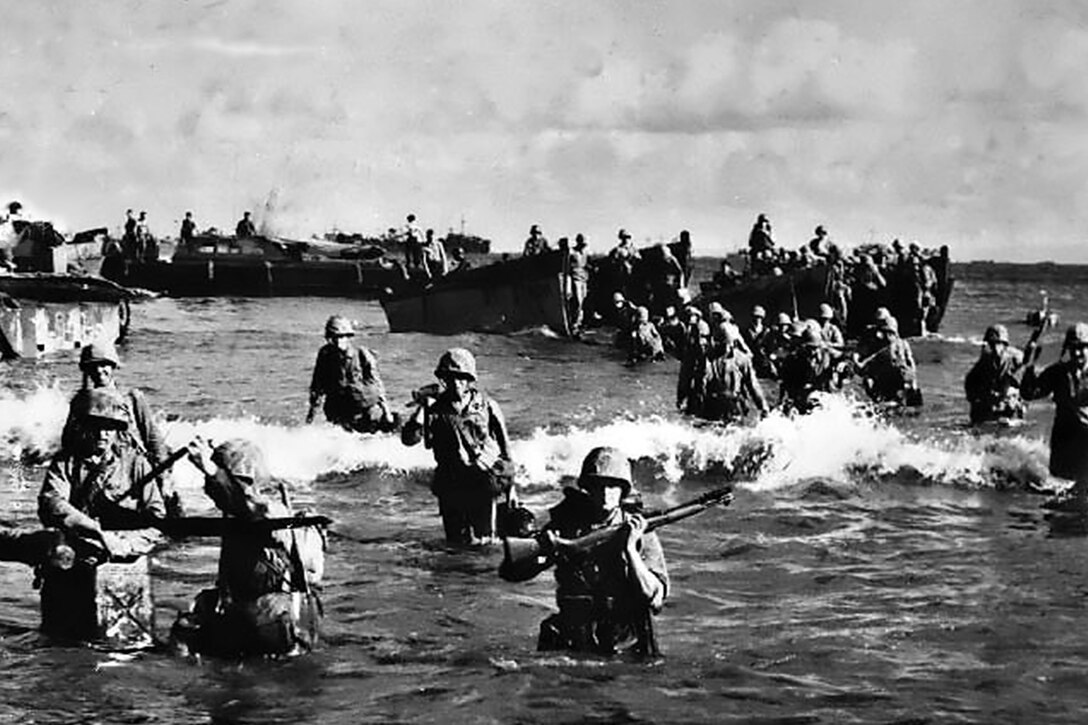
(324, 315, 355, 337)
(76, 388, 129, 429)
(79, 341, 121, 369)
(983, 324, 1009, 345)
(435, 347, 477, 381)
(578, 446, 632, 495)
(210, 438, 270, 485)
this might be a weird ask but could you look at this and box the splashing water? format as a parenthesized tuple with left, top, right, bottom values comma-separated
(0, 385, 1055, 497)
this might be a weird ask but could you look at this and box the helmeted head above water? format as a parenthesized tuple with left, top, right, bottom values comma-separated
(211, 438, 270, 486)
(325, 315, 355, 338)
(984, 324, 1009, 345)
(578, 446, 632, 496)
(75, 388, 129, 431)
(79, 341, 122, 370)
(435, 347, 477, 381)
(800, 326, 823, 348)
(1064, 322, 1088, 350)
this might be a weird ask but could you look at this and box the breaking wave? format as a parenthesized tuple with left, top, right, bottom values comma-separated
(0, 386, 1055, 497)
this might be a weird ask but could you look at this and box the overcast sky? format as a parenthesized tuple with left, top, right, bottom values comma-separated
(3, 1, 1087, 260)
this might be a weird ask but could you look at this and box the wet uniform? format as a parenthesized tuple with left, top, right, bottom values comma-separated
(1021, 360, 1088, 482)
(413, 388, 510, 544)
(537, 491, 669, 656)
(700, 350, 769, 423)
(965, 346, 1025, 424)
(309, 343, 390, 433)
(778, 346, 836, 414)
(862, 337, 918, 405)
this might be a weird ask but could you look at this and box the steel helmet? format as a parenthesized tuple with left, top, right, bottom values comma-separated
(983, 324, 1009, 344)
(714, 321, 736, 345)
(879, 316, 900, 335)
(800, 326, 823, 347)
(76, 388, 129, 429)
(776, 312, 792, 326)
(79, 341, 121, 369)
(211, 438, 269, 484)
(696, 319, 711, 337)
(636, 306, 650, 323)
(1064, 322, 1088, 349)
(818, 303, 834, 320)
(752, 305, 766, 319)
(612, 291, 626, 305)
(874, 307, 892, 322)
(325, 315, 355, 337)
(578, 446, 632, 494)
(435, 347, 477, 381)
(707, 301, 726, 319)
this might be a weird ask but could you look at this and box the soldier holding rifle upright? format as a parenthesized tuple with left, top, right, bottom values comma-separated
(504, 447, 669, 657)
(1021, 322, 1088, 511)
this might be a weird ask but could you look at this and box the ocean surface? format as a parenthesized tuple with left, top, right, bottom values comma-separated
(1, 261, 1087, 724)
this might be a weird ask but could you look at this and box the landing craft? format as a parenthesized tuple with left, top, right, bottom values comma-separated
(696, 245, 955, 338)
(0, 220, 132, 360)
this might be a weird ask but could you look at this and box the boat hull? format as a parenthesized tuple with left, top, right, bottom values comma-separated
(0, 274, 130, 360)
(381, 252, 571, 335)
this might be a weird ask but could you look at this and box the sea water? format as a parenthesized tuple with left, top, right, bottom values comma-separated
(0, 265, 1086, 724)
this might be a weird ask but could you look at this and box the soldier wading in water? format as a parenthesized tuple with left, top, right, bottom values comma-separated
(507, 447, 669, 657)
(306, 315, 398, 433)
(401, 348, 514, 546)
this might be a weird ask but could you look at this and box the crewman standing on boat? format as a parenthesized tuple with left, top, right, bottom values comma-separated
(173, 438, 325, 657)
(401, 348, 514, 546)
(235, 211, 257, 239)
(1020, 323, 1088, 510)
(420, 228, 448, 279)
(179, 211, 196, 245)
(523, 224, 550, 256)
(62, 341, 181, 517)
(964, 324, 1025, 424)
(566, 234, 590, 333)
(306, 315, 397, 434)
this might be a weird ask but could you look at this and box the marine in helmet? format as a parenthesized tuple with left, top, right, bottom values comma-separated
(306, 315, 398, 434)
(698, 322, 769, 423)
(1021, 322, 1088, 509)
(817, 302, 845, 349)
(625, 306, 665, 365)
(856, 315, 922, 407)
(401, 348, 514, 545)
(777, 324, 837, 415)
(61, 341, 179, 517)
(173, 437, 326, 657)
(964, 324, 1026, 425)
(529, 447, 669, 656)
(40, 388, 165, 560)
(743, 305, 774, 378)
(760, 311, 796, 379)
(677, 317, 712, 415)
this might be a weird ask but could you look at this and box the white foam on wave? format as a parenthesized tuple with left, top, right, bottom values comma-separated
(0, 385, 1056, 494)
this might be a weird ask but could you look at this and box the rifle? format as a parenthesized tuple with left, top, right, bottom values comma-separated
(105, 513, 334, 537)
(498, 485, 734, 583)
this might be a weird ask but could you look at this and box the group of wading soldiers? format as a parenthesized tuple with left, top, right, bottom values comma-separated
(13, 299, 1088, 661)
(608, 290, 922, 421)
